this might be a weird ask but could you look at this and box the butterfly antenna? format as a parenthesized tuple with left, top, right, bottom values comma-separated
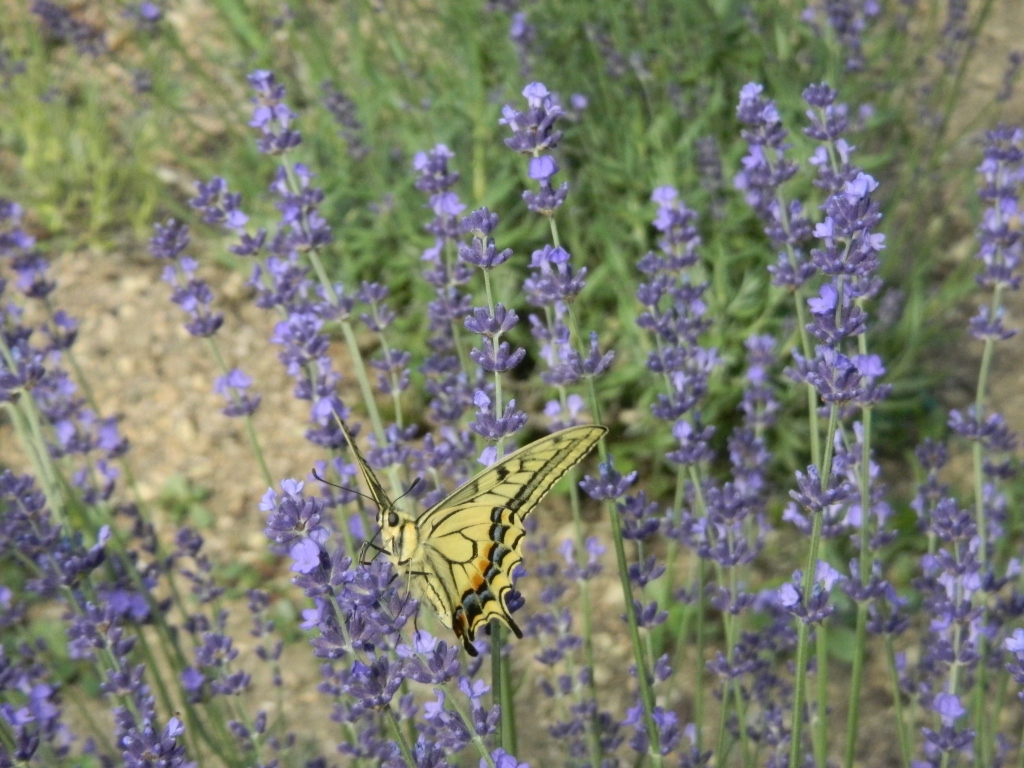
(310, 467, 378, 505)
(312, 467, 388, 564)
(392, 476, 422, 506)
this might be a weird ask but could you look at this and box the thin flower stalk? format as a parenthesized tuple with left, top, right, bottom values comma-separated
(202, 71, 413, 511)
(950, 125, 1022, 766)
(797, 82, 893, 768)
(635, 185, 722, 751)
(0, 206, 243, 762)
(502, 81, 664, 763)
(735, 81, 889, 768)
(735, 82, 821, 467)
(457, 202, 526, 755)
(149, 218, 272, 487)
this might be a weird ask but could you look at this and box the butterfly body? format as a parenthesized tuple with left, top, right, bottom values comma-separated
(338, 419, 606, 655)
(380, 508, 420, 565)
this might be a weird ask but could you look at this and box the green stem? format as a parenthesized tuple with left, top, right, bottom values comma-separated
(693, 562, 706, 752)
(761, 139, 820, 468)
(547, 378, 600, 711)
(205, 337, 273, 486)
(884, 636, 913, 768)
(444, 683, 498, 767)
(302, 226, 386, 446)
(843, 601, 869, 768)
(0, 401, 61, 520)
(607, 494, 663, 766)
(813, 622, 828, 767)
(713, 535, 751, 766)
(337, 317, 386, 434)
(17, 391, 64, 517)
(498, 626, 517, 754)
(842, 293, 874, 764)
(479, 262, 517, 754)
(384, 706, 416, 767)
(490, 624, 514, 755)
(968, 263, 1004, 767)
(563, 304, 662, 764)
(789, 404, 839, 768)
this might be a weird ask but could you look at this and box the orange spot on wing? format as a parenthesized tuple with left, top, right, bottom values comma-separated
(452, 608, 468, 637)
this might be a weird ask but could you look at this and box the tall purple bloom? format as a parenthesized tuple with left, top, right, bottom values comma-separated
(735, 83, 815, 291)
(412, 145, 477, 498)
(500, 82, 564, 156)
(801, 0, 881, 71)
(31, 0, 104, 55)
(322, 81, 368, 160)
(150, 218, 265, 425)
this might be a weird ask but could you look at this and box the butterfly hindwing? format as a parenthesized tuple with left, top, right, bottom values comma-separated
(412, 515, 525, 655)
(412, 424, 607, 653)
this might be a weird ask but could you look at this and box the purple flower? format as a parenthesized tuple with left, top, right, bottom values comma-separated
(31, 1, 104, 55)
(500, 82, 564, 155)
(801, 0, 880, 71)
(524, 245, 587, 304)
(933, 692, 966, 725)
(9, 252, 55, 298)
(637, 187, 717, 429)
(580, 463, 637, 502)
(125, 1, 162, 30)
(322, 82, 368, 160)
(190, 177, 249, 231)
(523, 155, 569, 215)
(779, 562, 841, 623)
(149, 218, 191, 264)
(508, 11, 535, 75)
(120, 717, 195, 768)
(260, 479, 329, 554)
(458, 208, 513, 269)
(150, 227, 228, 341)
(468, 394, 527, 442)
(268, 164, 333, 254)
(528, 155, 558, 183)
(247, 70, 301, 155)
(735, 83, 815, 289)
(413, 144, 460, 194)
(396, 632, 461, 685)
(486, 748, 529, 768)
(213, 368, 261, 417)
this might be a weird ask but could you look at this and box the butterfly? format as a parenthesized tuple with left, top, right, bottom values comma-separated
(334, 418, 606, 655)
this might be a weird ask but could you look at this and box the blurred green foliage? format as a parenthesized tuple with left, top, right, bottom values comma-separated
(0, 0, 1010, 479)
(156, 474, 213, 529)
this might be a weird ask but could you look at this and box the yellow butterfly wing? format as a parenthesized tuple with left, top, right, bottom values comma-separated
(411, 424, 606, 655)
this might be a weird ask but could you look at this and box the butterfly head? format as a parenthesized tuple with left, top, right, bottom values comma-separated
(379, 504, 420, 565)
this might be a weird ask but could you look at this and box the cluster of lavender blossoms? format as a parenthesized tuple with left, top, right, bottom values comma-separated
(4, 39, 1024, 768)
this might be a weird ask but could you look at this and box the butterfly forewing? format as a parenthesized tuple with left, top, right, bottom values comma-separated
(423, 425, 608, 520)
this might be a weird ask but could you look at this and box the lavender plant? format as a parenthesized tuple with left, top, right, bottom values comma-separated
(2, 7, 1024, 768)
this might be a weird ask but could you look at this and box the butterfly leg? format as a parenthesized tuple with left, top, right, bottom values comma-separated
(358, 533, 388, 566)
